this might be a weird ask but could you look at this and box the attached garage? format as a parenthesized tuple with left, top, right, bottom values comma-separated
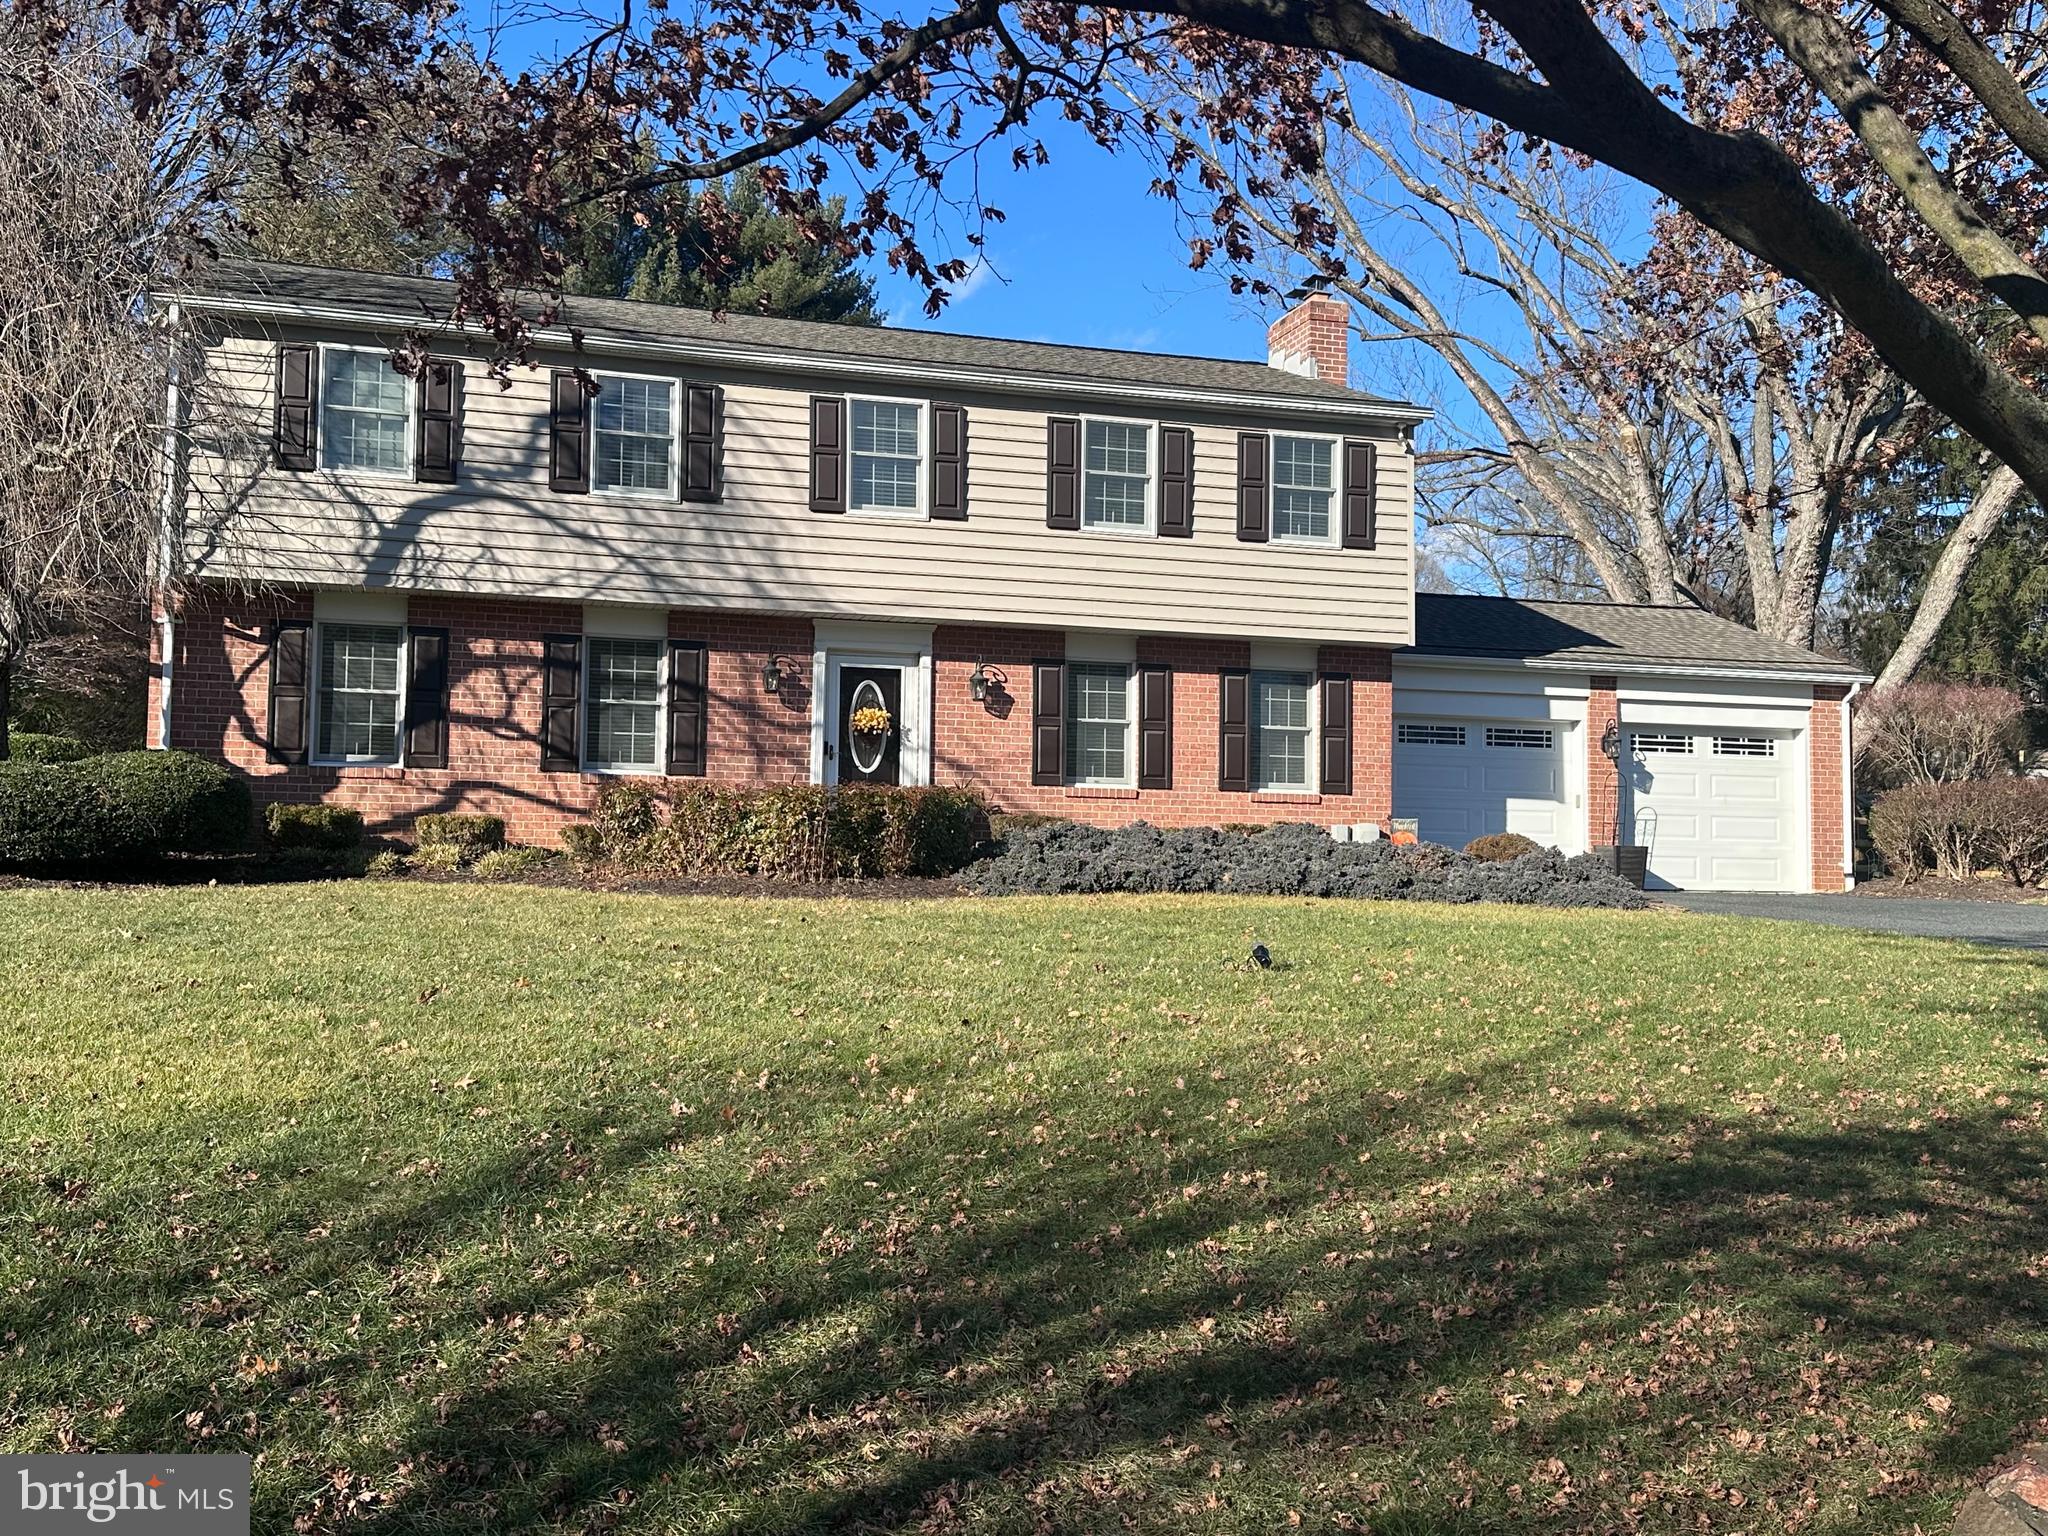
(1395, 595, 1869, 893)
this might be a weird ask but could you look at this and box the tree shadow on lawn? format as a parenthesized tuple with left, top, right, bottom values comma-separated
(13, 1010, 2048, 1534)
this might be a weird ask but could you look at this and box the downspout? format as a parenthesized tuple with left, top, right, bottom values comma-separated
(1841, 680, 1863, 890)
(152, 299, 182, 751)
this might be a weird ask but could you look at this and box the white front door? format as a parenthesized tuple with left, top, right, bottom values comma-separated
(1393, 716, 1578, 852)
(1626, 729, 1801, 892)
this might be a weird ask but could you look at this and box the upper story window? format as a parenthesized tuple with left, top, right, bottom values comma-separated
(1272, 435, 1336, 544)
(1082, 419, 1153, 532)
(315, 622, 405, 764)
(320, 349, 411, 474)
(593, 375, 676, 496)
(1066, 661, 1133, 786)
(585, 636, 663, 772)
(850, 397, 924, 514)
(1253, 671, 1313, 792)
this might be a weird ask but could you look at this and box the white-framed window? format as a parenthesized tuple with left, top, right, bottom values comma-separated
(1713, 734, 1775, 757)
(849, 396, 925, 515)
(592, 373, 678, 496)
(584, 636, 664, 772)
(1398, 722, 1465, 747)
(1633, 732, 1692, 754)
(1081, 417, 1154, 533)
(1252, 671, 1314, 792)
(1271, 434, 1337, 544)
(1066, 662, 1133, 785)
(314, 622, 406, 764)
(319, 347, 412, 475)
(1485, 725, 1555, 750)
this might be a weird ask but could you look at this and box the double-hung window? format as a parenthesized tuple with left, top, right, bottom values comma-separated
(593, 375, 677, 496)
(320, 348, 411, 474)
(585, 637, 663, 772)
(1252, 671, 1314, 792)
(1066, 662, 1133, 786)
(315, 623, 405, 764)
(850, 397, 924, 514)
(1082, 419, 1153, 531)
(1272, 435, 1337, 544)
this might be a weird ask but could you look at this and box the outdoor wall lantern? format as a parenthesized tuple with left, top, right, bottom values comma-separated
(1599, 719, 1620, 763)
(968, 659, 990, 703)
(761, 657, 790, 695)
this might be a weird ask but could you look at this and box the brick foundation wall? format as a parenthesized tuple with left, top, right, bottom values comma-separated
(1587, 675, 1620, 848)
(164, 588, 1398, 843)
(1810, 684, 1849, 892)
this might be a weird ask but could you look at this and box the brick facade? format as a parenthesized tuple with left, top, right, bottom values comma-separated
(1586, 675, 1621, 848)
(1810, 684, 1850, 892)
(163, 587, 1399, 844)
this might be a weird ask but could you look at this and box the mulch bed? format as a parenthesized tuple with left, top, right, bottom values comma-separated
(1851, 875, 2047, 904)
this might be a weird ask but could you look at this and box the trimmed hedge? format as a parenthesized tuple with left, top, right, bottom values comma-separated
(582, 781, 988, 880)
(1868, 778, 2048, 886)
(0, 750, 251, 872)
(8, 732, 92, 764)
(963, 821, 1648, 908)
(1464, 832, 1545, 863)
(414, 813, 506, 859)
(266, 803, 364, 852)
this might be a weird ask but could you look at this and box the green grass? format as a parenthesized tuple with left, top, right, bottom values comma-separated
(1, 886, 2043, 1535)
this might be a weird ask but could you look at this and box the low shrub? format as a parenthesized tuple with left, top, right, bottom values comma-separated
(989, 811, 1067, 842)
(576, 781, 990, 880)
(8, 732, 92, 764)
(1464, 832, 1545, 863)
(471, 846, 556, 882)
(266, 803, 364, 852)
(560, 824, 604, 864)
(414, 813, 506, 860)
(0, 750, 251, 872)
(365, 850, 410, 878)
(1870, 778, 2048, 885)
(962, 821, 1647, 908)
(411, 841, 467, 873)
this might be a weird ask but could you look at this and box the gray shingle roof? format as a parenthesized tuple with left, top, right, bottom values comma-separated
(1411, 593, 1868, 678)
(187, 259, 1426, 419)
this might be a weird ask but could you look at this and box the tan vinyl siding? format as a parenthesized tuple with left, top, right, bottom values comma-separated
(186, 325, 1417, 645)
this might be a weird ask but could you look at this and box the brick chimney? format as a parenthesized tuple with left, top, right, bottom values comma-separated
(1267, 292, 1349, 384)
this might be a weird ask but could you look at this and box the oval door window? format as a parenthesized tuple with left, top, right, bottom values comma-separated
(848, 679, 888, 774)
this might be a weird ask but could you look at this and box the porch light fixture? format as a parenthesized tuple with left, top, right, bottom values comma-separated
(968, 659, 990, 703)
(1599, 720, 1620, 763)
(761, 657, 786, 695)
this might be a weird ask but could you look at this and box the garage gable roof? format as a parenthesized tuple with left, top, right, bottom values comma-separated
(1410, 594, 1870, 681)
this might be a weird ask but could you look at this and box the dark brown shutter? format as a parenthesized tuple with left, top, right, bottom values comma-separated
(931, 403, 969, 520)
(1218, 668, 1251, 791)
(540, 633, 582, 771)
(1031, 659, 1066, 786)
(681, 383, 724, 502)
(548, 371, 590, 494)
(1137, 663, 1173, 789)
(1320, 673, 1353, 795)
(1046, 416, 1081, 530)
(1342, 438, 1377, 550)
(274, 344, 316, 471)
(402, 626, 451, 768)
(666, 639, 708, 776)
(266, 619, 311, 763)
(809, 396, 847, 512)
(1157, 426, 1194, 538)
(414, 358, 462, 484)
(1236, 432, 1270, 542)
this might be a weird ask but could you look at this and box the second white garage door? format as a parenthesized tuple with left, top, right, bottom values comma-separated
(1393, 717, 1578, 852)
(1627, 729, 1802, 892)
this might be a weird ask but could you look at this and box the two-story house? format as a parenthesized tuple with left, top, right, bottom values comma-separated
(155, 260, 1867, 892)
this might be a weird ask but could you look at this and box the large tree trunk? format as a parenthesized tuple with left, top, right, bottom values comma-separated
(0, 658, 11, 761)
(1871, 463, 2026, 692)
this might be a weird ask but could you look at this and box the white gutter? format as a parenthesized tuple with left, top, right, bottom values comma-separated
(1394, 649, 1874, 688)
(153, 300, 182, 751)
(1841, 680, 1863, 889)
(177, 292, 1435, 429)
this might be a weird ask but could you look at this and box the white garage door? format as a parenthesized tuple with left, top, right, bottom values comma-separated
(1393, 717, 1576, 852)
(1627, 729, 1801, 892)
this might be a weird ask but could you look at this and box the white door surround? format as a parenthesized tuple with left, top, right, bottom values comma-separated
(810, 620, 934, 786)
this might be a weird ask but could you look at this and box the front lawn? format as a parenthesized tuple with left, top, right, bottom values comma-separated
(2, 887, 2043, 1534)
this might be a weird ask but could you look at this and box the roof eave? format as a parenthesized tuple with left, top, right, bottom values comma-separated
(176, 291, 1435, 427)
(1397, 648, 1873, 686)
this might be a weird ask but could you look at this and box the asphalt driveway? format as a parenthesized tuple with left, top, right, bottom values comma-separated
(1662, 890, 2048, 950)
